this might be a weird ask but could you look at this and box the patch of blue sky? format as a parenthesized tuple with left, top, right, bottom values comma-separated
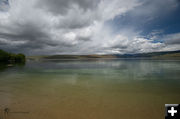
(107, 2, 180, 39)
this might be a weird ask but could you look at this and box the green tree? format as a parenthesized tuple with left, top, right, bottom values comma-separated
(0, 49, 10, 62)
(0, 49, 26, 63)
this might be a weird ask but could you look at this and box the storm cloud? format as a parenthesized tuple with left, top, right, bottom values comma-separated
(0, 0, 180, 55)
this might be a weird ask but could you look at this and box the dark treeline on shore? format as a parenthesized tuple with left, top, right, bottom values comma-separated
(0, 49, 26, 64)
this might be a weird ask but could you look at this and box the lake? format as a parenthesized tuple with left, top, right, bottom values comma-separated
(0, 59, 180, 119)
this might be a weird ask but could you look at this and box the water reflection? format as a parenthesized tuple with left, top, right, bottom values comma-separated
(1, 59, 180, 81)
(0, 62, 25, 72)
(0, 59, 180, 119)
(22, 59, 180, 81)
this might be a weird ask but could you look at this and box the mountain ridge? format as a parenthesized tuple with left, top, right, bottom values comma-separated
(27, 50, 180, 60)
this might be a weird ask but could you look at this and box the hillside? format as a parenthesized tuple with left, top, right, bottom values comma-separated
(115, 50, 180, 59)
(27, 54, 117, 60)
(27, 50, 180, 60)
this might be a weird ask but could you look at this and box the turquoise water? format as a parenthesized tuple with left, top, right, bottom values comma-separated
(0, 59, 180, 119)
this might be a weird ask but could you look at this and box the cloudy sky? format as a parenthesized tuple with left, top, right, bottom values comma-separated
(0, 0, 180, 55)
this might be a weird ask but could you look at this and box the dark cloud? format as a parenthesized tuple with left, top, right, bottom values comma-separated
(37, 0, 100, 15)
(163, 33, 180, 45)
(165, 39, 180, 44)
(0, 0, 180, 55)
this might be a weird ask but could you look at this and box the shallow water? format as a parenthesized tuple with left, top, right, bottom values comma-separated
(0, 59, 180, 119)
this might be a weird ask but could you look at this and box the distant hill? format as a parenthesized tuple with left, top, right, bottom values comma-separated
(115, 50, 180, 59)
(27, 54, 117, 60)
(27, 50, 180, 60)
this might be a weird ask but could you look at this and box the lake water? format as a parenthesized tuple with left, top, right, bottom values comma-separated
(0, 59, 180, 119)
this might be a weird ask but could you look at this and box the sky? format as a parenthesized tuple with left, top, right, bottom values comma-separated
(0, 0, 180, 55)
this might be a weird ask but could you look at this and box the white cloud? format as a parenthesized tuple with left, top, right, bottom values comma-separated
(163, 32, 180, 45)
(0, 0, 180, 55)
(102, 35, 165, 54)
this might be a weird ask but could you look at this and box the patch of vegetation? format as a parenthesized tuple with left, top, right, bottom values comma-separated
(0, 49, 26, 64)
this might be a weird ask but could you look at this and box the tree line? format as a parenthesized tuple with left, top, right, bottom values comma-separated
(0, 49, 25, 63)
